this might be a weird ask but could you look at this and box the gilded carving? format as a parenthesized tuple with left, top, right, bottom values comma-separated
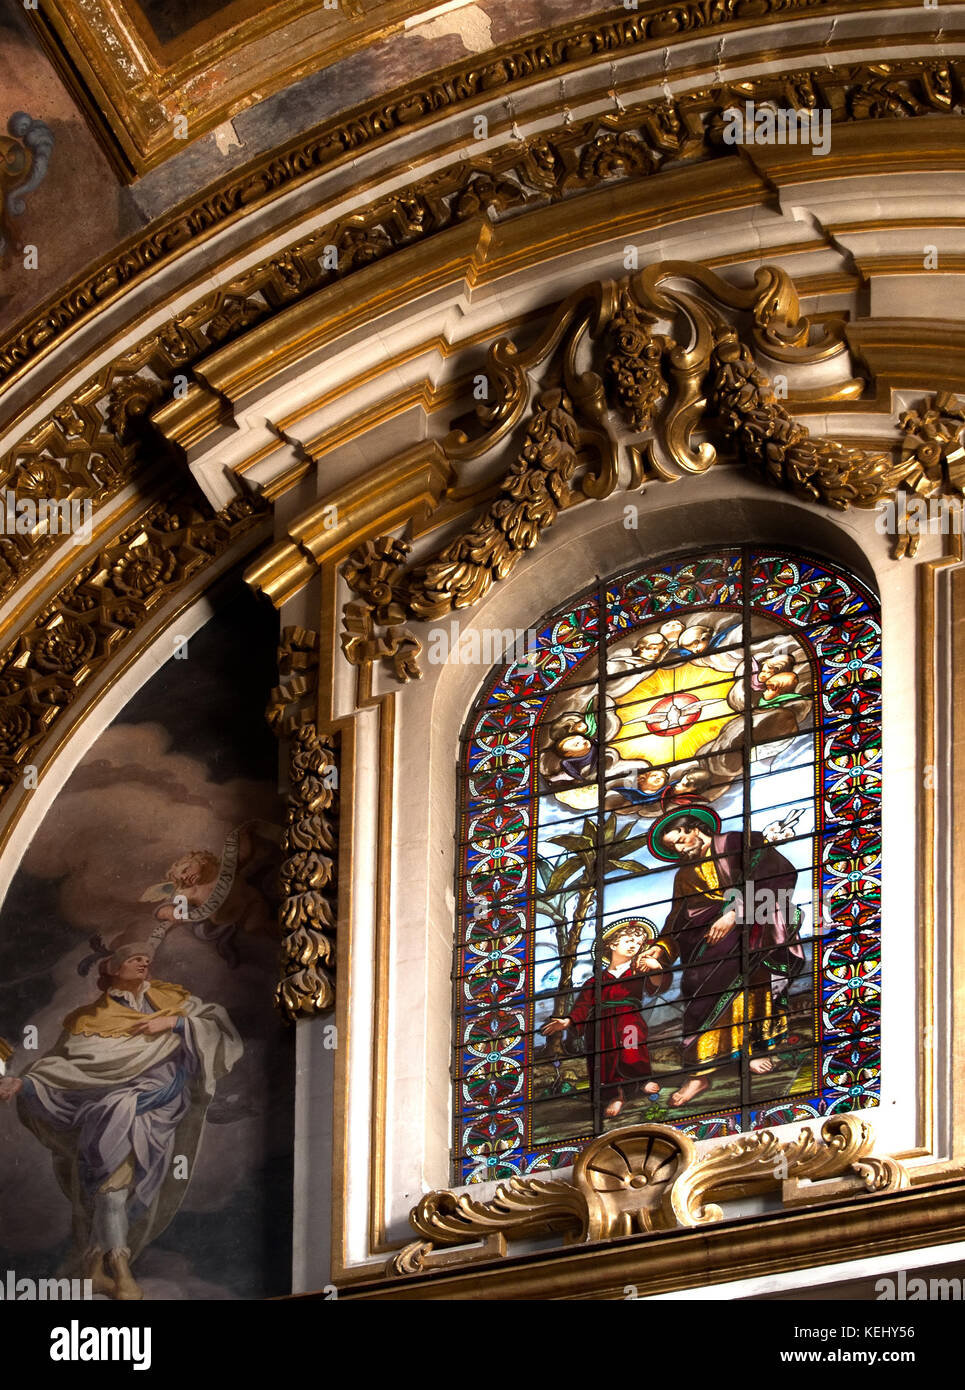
(604, 290, 668, 433)
(709, 331, 897, 509)
(0, 489, 266, 798)
(1, 56, 960, 390)
(339, 257, 960, 684)
(267, 625, 321, 738)
(388, 1116, 908, 1276)
(276, 723, 338, 1022)
(404, 386, 610, 621)
(0, 58, 959, 629)
(341, 600, 423, 684)
(897, 391, 965, 496)
(27, 0, 876, 180)
(265, 628, 340, 1020)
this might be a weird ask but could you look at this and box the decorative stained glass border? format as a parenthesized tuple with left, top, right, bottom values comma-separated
(452, 548, 881, 1185)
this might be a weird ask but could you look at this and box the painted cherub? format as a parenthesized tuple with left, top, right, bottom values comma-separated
(142, 821, 281, 964)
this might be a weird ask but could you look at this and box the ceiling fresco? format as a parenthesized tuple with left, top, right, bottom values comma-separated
(0, 7, 141, 341)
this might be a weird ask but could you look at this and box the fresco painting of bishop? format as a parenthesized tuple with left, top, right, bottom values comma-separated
(0, 938, 241, 1300)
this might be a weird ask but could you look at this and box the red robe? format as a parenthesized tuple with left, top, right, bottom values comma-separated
(568, 963, 662, 1091)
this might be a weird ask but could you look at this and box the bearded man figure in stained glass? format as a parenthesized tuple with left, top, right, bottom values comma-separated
(648, 807, 805, 1108)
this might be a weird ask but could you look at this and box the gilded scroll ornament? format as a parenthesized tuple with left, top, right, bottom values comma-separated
(340, 255, 962, 684)
(338, 380, 612, 672)
(388, 1116, 907, 1276)
(276, 722, 338, 1022)
(0, 58, 960, 622)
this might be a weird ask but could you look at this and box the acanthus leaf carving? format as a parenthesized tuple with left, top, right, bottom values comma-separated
(388, 1116, 908, 1277)
(340, 257, 963, 688)
(275, 720, 339, 1023)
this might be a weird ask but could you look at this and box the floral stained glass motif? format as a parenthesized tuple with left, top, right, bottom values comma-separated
(452, 549, 881, 1185)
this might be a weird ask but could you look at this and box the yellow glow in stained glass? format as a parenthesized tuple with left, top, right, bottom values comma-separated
(613, 661, 736, 766)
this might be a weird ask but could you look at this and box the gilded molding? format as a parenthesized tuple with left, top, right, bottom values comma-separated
(0, 486, 267, 802)
(1, 59, 962, 620)
(265, 627, 340, 1020)
(389, 1116, 908, 1276)
(26, 0, 913, 178)
(276, 722, 338, 1022)
(2, 54, 962, 391)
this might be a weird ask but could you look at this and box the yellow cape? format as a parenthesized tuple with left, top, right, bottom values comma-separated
(62, 980, 190, 1038)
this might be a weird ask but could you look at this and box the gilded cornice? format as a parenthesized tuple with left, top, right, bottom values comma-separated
(0, 70, 962, 661)
(385, 1116, 906, 1279)
(245, 444, 453, 608)
(1, 40, 962, 395)
(0, 57, 962, 702)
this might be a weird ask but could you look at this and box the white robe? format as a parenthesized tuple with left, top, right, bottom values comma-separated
(17, 985, 242, 1262)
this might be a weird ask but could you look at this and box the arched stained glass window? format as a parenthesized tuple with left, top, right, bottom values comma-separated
(452, 547, 881, 1185)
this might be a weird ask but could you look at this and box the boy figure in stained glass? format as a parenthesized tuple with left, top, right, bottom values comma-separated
(647, 807, 804, 1109)
(541, 918, 670, 1119)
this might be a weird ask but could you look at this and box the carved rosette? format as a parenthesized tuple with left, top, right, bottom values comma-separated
(388, 1116, 908, 1277)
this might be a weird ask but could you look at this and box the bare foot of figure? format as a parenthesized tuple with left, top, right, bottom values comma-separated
(644, 1081, 660, 1094)
(749, 1057, 775, 1074)
(604, 1095, 624, 1118)
(670, 1076, 709, 1107)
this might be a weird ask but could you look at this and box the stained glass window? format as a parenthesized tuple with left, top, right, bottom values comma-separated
(452, 547, 881, 1185)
